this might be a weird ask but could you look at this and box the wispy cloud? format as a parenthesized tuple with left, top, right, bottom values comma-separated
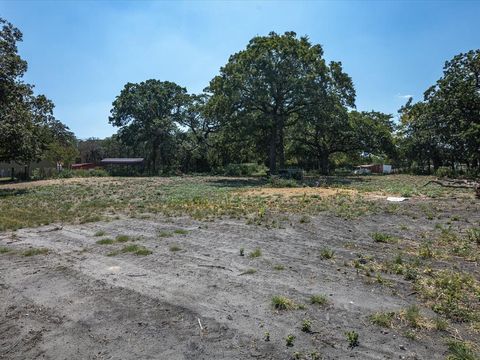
(397, 94, 413, 99)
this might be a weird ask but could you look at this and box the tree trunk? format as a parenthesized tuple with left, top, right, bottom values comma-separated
(277, 116, 285, 170)
(268, 126, 277, 174)
(318, 152, 329, 175)
(151, 137, 160, 174)
(11, 167, 14, 181)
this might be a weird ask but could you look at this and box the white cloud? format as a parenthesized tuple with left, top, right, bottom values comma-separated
(397, 94, 413, 99)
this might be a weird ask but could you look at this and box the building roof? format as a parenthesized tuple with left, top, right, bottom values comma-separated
(100, 158, 144, 165)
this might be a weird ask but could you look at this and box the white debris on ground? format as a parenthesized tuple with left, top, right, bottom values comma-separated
(386, 196, 408, 202)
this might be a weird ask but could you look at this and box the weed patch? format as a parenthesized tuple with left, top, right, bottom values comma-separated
(272, 295, 297, 310)
(23, 248, 49, 256)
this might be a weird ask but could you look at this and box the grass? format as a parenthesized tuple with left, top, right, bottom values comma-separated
(301, 319, 312, 333)
(158, 231, 173, 237)
(370, 232, 396, 243)
(112, 244, 152, 256)
(0, 175, 455, 232)
(345, 331, 359, 348)
(23, 248, 49, 256)
(115, 235, 130, 243)
(310, 294, 328, 306)
(173, 229, 188, 235)
(240, 268, 257, 275)
(271, 295, 297, 310)
(320, 248, 335, 259)
(416, 270, 480, 322)
(248, 247, 262, 258)
(96, 238, 115, 245)
(169, 244, 182, 252)
(446, 340, 478, 360)
(94, 230, 107, 237)
(370, 312, 395, 328)
(273, 264, 285, 270)
(0, 246, 11, 254)
(285, 334, 296, 347)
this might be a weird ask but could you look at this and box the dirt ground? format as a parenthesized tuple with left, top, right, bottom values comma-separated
(1, 194, 478, 359)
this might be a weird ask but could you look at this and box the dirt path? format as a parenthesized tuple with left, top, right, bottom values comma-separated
(0, 212, 457, 359)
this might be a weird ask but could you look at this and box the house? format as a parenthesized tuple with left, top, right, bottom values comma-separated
(71, 163, 97, 170)
(354, 164, 392, 174)
(100, 158, 144, 166)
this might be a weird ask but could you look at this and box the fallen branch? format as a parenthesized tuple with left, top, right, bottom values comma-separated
(423, 179, 477, 189)
(424, 178, 480, 198)
(198, 264, 233, 272)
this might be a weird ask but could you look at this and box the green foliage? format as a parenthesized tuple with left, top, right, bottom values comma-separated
(169, 244, 182, 252)
(446, 340, 478, 360)
(370, 232, 395, 243)
(301, 319, 312, 333)
(115, 235, 130, 243)
(223, 163, 266, 176)
(268, 178, 299, 188)
(0, 246, 12, 254)
(345, 331, 359, 348)
(285, 334, 296, 347)
(397, 50, 480, 174)
(109, 80, 189, 174)
(119, 244, 152, 256)
(320, 248, 335, 259)
(173, 229, 188, 235)
(310, 294, 328, 306)
(23, 248, 49, 256)
(370, 312, 395, 328)
(0, 18, 76, 169)
(271, 295, 297, 310)
(96, 238, 115, 245)
(207, 31, 355, 174)
(248, 247, 262, 258)
(53, 169, 109, 179)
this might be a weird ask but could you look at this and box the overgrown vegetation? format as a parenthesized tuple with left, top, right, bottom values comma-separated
(272, 296, 297, 311)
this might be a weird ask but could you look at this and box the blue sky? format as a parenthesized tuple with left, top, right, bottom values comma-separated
(1, 0, 479, 139)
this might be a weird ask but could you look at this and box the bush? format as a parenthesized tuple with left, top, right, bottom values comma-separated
(268, 177, 298, 188)
(55, 168, 109, 179)
(223, 163, 267, 176)
(435, 167, 455, 178)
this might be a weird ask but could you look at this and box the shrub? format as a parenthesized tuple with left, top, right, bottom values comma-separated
(248, 248, 262, 258)
(54, 168, 109, 179)
(345, 331, 359, 348)
(224, 163, 267, 176)
(268, 177, 298, 188)
(320, 248, 335, 259)
(310, 294, 328, 306)
(271, 295, 297, 310)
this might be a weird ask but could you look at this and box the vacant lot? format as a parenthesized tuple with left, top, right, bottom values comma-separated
(0, 175, 479, 359)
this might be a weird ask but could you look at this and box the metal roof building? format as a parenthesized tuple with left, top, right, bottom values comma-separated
(100, 158, 144, 165)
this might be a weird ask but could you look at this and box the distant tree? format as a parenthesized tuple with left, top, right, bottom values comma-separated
(207, 31, 352, 174)
(177, 94, 219, 172)
(44, 120, 78, 167)
(109, 80, 189, 173)
(398, 50, 480, 174)
(291, 109, 394, 173)
(0, 18, 74, 173)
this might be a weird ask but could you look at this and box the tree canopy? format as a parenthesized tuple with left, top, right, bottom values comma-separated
(0, 17, 76, 170)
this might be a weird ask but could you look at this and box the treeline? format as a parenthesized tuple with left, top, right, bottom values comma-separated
(2, 18, 479, 177)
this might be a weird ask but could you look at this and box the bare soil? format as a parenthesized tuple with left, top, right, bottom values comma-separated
(2, 198, 477, 359)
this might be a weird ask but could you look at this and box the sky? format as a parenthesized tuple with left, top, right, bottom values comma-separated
(1, 0, 479, 139)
